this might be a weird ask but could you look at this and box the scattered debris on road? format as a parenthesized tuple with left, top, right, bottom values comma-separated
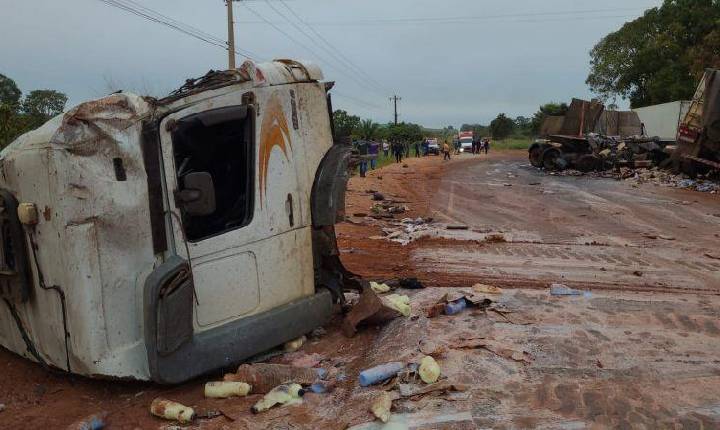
(65, 412, 107, 430)
(549, 283, 591, 297)
(251, 383, 305, 414)
(225, 363, 322, 394)
(204, 381, 251, 399)
(150, 398, 195, 423)
(359, 362, 406, 387)
(369, 391, 394, 423)
(418, 356, 441, 384)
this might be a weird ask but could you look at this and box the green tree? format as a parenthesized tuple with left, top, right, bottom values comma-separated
(531, 102, 569, 134)
(332, 109, 361, 137)
(0, 75, 69, 149)
(357, 119, 380, 140)
(489, 113, 515, 140)
(22, 89, 68, 127)
(587, 0, 720, 108)
(386, 122, 423, 143)
(514, 116, 532, 136)
(460, 123, 489, 137)
(0, 74, 22, 107)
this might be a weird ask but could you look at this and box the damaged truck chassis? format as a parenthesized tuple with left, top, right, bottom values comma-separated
(0, 60, 360, 383)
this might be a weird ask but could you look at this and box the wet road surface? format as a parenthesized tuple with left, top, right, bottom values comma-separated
(420, 154, 720, 292)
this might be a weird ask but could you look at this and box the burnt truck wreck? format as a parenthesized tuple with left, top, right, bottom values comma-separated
(529, 98, 673, 172)
(0, 60, 359, 383)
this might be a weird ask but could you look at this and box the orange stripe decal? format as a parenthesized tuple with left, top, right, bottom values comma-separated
(259, 92, 292, 207)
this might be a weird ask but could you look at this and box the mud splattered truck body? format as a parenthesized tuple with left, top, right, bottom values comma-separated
(0, 60, 353, 383)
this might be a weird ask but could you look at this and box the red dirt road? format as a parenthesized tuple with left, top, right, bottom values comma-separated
(1, 150, 719, 429)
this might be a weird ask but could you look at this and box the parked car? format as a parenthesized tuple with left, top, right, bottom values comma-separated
(426, 138, 440, 155)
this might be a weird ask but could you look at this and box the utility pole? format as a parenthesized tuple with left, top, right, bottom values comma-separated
(389, 95, 401, 125)
(226, 0, 236, 69)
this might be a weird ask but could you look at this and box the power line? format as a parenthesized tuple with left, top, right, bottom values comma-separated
(263, 0, 387, 95)
(240, 2, 388, 97)
(277, 0, 392, 95)
(235, 7, 651, 26)
(332, 91, 383, 110)
(97, 0, 263, 61)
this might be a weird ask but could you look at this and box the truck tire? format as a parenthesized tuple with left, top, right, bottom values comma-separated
(542, 147, 563, 170)
(529, 144, 545, 167)
(576, 154, 600, 172)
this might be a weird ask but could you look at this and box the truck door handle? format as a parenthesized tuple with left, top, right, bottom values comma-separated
(286, 194, 294, 227)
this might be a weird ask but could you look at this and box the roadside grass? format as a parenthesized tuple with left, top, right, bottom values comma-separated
(492, 138, 532, 150)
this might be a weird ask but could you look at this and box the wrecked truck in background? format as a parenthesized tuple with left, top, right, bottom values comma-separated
(0, 59, 358, 383)
(673, 68, 720, 176)
(529, 98, 671, 172)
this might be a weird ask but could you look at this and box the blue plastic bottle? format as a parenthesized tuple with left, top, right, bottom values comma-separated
(444, 298, 468, 315)
(359, 362, 405, 386)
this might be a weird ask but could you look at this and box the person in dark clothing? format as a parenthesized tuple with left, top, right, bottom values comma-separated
(356, 140, 369, 177)
(392, 141, 403, 163)
(414, 141, 421, 157)
(484, 138, 490, 154)
(368, 141, 379, 169)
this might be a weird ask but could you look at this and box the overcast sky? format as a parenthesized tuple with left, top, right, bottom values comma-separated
(1, 0, 661, 128)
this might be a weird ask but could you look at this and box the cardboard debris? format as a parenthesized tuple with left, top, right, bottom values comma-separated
(370, 391, 393, 423)
(398, 381, 468, 398)
(473, 284, 503, 294)
(342, 285, 403, 337)
(453, 338, 533, 364)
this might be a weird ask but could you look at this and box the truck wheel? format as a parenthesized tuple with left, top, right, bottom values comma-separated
(542, 147, 563, 170)
(529, 144, 544, 167)
(576, 154, 600, 172)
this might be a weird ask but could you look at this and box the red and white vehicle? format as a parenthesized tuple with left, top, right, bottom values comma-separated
(458, 131, 474, 152)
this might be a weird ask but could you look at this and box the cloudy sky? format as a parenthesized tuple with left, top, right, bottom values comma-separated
(1, 0, 661, 128)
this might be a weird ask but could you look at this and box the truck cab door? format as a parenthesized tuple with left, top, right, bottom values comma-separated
(159, 102, 262, 330)
(158, 89, 312, 332)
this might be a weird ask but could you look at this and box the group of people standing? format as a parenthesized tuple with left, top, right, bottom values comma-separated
(356, 136, 491, 175)
(471, 138, 490, 155)
(355, 140, 379, 177)
(355, 139, 415, 177)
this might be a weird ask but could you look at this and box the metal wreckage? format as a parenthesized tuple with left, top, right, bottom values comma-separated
(0, 59, 366, 383)
(529, 69, 720, 177)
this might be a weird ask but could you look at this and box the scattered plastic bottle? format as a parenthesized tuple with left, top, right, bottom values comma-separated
(251, 383, 305, 413)
(309, 383, 326, 393)
(444, 298, 468, 315)
(66, 413, 107, 430)
(204, 381, 251, 398)
(359, 362, 405, 386)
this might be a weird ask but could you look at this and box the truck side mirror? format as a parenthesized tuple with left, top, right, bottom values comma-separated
(176, 172, 216, 216)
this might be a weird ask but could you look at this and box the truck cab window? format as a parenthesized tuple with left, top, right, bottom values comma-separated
(171, 105, 254, 242)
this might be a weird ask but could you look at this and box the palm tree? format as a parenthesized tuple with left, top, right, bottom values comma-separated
(358, 119, 380, 141)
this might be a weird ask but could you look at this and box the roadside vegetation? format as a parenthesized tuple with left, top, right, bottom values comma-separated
(0, 73, 68, 149)
(587, 0, 720, 108)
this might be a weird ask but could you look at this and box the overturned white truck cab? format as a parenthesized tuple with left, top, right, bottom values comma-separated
(0, 60, 358, 383)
